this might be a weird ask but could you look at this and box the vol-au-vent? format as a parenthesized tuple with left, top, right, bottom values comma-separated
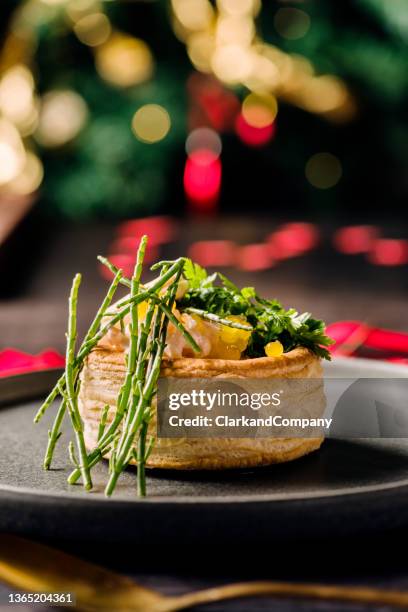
(35, 235, 333, 496)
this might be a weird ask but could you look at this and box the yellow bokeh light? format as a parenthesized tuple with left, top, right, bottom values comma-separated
(305, 153, 342, 189)
(132, 104, 171, 144)
(36, 90, 88, 148)
(171, 0, 214, 32)
(306, 76, 348, 112)
(95, 33, 154, 88)
(74, 12, 111, 47)
(17, 105, 39, 138)
(0, 65, 35, 126)
(14, 1, 59, 34)
(169, 0, 355, 125)
(299, 76, 356, 121)
(278, 54, 314, 95)
(0, 143, 21, 185)
(257, 44, 292, 83)
(216, 15, 254, 46)
(187, 32, 215, 72)
(40, 0, 68, 5)
(5, 150, 44, 195)
(242, 93, 278, 128)
(211, 44, 253, 84)
(243, 53, 280, 92)
(0, 119, 26, 185)
(274, 8, 311, 40)
(217, 0, 261, 17)
(66, 0, 101, 23)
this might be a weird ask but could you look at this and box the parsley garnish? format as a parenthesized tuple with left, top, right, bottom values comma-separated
(178, 259, 334, 359)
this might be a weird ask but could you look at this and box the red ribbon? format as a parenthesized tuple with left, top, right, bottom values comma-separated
(0, 348, 65, 378)
(326, 321, 408, 364)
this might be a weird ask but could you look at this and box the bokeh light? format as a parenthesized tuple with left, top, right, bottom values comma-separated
(131, 105, 171, 144)
(99, 254, 137, 281)
(40, 0, 68, 5)
(169, 0, 355, 122)
(244, 52, 280, 92)
(66, 0, 101, 23)
(0, 119, 26, 185)
(237, 243, 273, 271)
(216, 15, 254, 47)
(184, 150, 222, 211)
(186, 128, 222, 158)
(211, 44, 253, 84)
(187, 32, 215, 73)
(95, 33, 154, 87)
(305, 152, 342, 189)
(109, 239, 159, 265)
(242, 93, 278, 128)
(74, 12, 111, 47)
(300, 76, 355, 121)
(0, 65, 36, 133)
(188, 240, 237, 267)
(333, 225, 379, 255)
(14, 106, 39, 138)
(117, 216, 178, 245)
(172, 0, 214, 32)
(235, 113, 275, 147)
(368, 239, 408, 267)
(268, 222, 319, 259)
(36, 90, 88, 148)
(218, 0, 261, 18)
(5, 151, 44, 195)
(274, 8, 311, 40)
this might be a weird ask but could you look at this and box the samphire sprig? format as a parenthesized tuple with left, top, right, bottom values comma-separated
(34, 256, 184, 425)
(35, 236, 198, 497)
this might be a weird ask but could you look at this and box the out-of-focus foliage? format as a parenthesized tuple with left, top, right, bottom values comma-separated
(0, 0, 407, 219)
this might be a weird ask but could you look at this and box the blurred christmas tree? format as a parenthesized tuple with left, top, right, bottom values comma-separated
(0, 0, 407, 219)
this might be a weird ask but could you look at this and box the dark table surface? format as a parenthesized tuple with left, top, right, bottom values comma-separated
(1, 214, 408, 610)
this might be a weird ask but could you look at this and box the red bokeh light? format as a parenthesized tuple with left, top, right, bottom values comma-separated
(109, 239, 159, 264)
(187, 73, 240, 132)
(184, 150, 222, 212)
(237, 243, 274, 271)
(333, 225, 379, 254)
(235, 113, 275, 147)
(99, 254, 136, 281)
(268, 222, 319, 259)
(188, 240, 237, 267)
(367, 239, 408, 266)
(117, 216, 177, 245)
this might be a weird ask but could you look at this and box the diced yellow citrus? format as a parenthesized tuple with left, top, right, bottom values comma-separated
(265, 340, 284, 357)
(207, 335, 240, 359)
(208, 337, 223, 358)
(234, 335, 250, 351)
(216, 344, 242, 360)
(220, 315, 251, 349)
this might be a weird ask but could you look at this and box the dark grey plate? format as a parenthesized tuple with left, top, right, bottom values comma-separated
(1, 359, 408, 544)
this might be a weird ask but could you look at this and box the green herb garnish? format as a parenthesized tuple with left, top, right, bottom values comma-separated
(178, 259, 334, 360)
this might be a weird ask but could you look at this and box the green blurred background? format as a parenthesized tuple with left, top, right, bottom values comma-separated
(1, 0, 407, 221)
